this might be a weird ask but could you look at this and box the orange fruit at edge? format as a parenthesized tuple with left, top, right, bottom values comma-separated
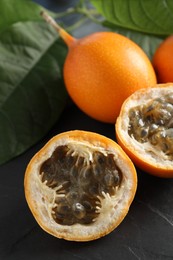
(152, 35, 173, 83)
(64, 32, 157, 123)
(24, 130, 137, 241)
(116, 83, 173, 178)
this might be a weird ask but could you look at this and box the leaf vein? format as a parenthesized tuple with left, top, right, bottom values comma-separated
(110, 0, 122, 24)
(164, 0, 173, 17)
(0, 34, 59, 110)
(140, 0, 167, 32)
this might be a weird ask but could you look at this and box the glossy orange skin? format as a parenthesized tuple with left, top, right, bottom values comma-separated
(64, 32, 156, 123)
(153, 35, 173, 83)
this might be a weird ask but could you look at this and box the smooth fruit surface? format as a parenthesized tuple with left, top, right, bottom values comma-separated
(116, 83, 173, 178)
(24, 130, 137, 241)
(153, 35, 173, 83)
(64, 32, 156, 123)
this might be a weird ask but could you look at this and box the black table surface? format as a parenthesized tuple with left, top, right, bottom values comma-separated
(1, 1, 173, 260)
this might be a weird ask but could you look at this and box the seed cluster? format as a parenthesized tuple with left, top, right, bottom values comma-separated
(128, 94, 173, 157)
(39, 145, 122, 225)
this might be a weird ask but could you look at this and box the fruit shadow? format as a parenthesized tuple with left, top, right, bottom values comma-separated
(134, 166, 173, 206)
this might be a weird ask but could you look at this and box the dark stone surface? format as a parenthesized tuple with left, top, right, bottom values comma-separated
(1, 1, 173, 259)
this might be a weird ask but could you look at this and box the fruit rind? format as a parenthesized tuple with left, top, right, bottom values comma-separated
(116, 83, 173, 178)
(24, 130, 137, 241)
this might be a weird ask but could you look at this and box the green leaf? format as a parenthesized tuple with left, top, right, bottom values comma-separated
(103, 21, 163, 59)
(0, 0, 68, 164)
(91, 0, 173, 36)
(0, 0, 55, 33)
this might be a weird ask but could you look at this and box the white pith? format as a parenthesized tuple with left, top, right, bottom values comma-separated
(117, 85, 173, 169)
(26, 136, 135, 240)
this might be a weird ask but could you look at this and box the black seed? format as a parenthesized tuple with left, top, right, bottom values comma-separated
(104, 173, 114, 187)
(82, 200, 93, 211)
(54, 212, 64, 220)
(161, 143, 169, 153)
(128, 94, 173, 157)
(93, 164, 103, 181)
(40, 159, 54, 178)
(65, 154, 77, 169)
(52, 145, 69, 162)
(88, 184, 99, 197)
(140, 128, 148, 138)
(66, 191, 78, 203)
(113, 173, 121, 186)
(93, 151, 106, 166)
(149, 124, 158, 133)
(57, 204, 71, 214)
(106, 154, 117, 169)
(39, 145, 123, 226)
(72, 203, 86, 219)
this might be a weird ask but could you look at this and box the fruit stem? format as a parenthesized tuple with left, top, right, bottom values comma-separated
(40, 11, 76, 48)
